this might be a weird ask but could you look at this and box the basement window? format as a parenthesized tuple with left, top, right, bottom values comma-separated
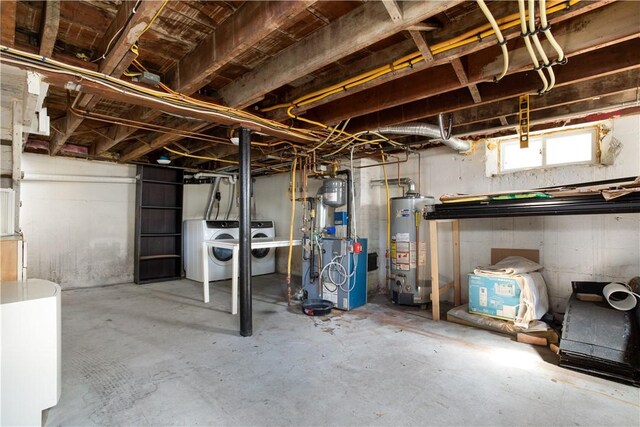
(497, 127, 599, 174)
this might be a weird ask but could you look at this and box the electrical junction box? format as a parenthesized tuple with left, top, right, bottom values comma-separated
(468, 274, 521, 321)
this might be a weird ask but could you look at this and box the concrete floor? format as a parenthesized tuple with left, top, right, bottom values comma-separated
(46, 274, 639, 426)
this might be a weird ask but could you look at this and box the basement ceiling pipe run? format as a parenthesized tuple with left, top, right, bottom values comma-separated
(375, 122, 471, 152)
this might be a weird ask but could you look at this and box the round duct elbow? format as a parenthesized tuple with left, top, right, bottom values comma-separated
(375, 122, 471, 152)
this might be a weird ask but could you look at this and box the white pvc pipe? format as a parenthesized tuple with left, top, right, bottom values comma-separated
(22, 173, 136, 184)
(518, 0, 548, 93)
(539, 0, 565, 61)
(193, 172, 237, 184)
(477, 0, 509, 81)
(528, 0, 555, 91)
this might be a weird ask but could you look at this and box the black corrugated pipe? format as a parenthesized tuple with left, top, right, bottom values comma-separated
(238, 127, 252, 337)
(336, 169, 352, 239)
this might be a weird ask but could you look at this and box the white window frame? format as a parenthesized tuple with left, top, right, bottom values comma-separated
(495, 125, 601, 175)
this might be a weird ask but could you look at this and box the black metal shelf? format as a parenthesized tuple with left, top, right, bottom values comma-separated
(135, 165, 184, 284)
(140, 254, 181, 261)
(141, 179, 183, 185)
(424, 193, 640, 220)
(141, 205, 182, 210)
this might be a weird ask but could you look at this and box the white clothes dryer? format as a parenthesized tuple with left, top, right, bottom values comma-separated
(251, 220, 276, 276)
(184, 220, 239, 282)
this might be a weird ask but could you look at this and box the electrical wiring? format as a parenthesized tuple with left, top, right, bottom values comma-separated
(528, 0, 556, 91)
(68, 106, 236, 146)
(0, 46, 320, 143)
(163, 146, 238, 164)
(518, 0, 549, 93)
(263, 0, 579, 120)
(476, 0, 509, 81)
(539, 0, 566, 62)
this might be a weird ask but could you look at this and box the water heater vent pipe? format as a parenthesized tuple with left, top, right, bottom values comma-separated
(371, 177, 417, 195)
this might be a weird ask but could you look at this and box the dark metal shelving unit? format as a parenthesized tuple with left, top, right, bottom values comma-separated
(424, 193, 640, 220)
(134, 165, 184, 284)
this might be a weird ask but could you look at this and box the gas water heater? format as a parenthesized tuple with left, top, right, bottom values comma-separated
(389, 193, 435, 305)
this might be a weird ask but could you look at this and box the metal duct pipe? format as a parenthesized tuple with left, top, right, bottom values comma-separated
(205, 177, 221, 221)
(375, 122, 471, 152)
(371, 177, 417, 194)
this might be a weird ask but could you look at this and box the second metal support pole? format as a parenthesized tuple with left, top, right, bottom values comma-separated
(238, 127, 252, 337)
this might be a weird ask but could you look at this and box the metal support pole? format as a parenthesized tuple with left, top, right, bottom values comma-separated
(238, 127, 252, 337)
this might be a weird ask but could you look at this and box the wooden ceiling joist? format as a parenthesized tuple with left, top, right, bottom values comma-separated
(450, 58, 482, 104)
(449, 69, 640, 129)
(456, 91, 640, 136)
(1, 0, 16, 47)
(49, 0, 167, 155)
(347, 37, 640, 132)
(218, 0, 464, 109)
(264, 0, 616, 121)
(39, 0, 60, 58)
(306, 2, 640, 126)
(409, 30, 434, 63)
(93, 0, 315, 159)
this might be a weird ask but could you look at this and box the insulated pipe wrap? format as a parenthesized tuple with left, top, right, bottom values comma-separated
(375, 122, 470, 152)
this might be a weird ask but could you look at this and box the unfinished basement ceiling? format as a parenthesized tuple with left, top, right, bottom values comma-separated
(1, 0, 638, 173)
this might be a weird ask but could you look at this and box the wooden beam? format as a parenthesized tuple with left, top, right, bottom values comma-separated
(265, 38, 418, 120)
(449, 69, 640, 128)
(407, 23, 440, 32)
(408, 30, 433, 63)
(121, 122, 213, 162)
(455, 91, 640, 137)
(270, 0, 617, 119)
(1, 0, 16, 47)
(5, 60, 318, 142)
(381, 0, 403, 22)
(454, 69, 640, 127)
(93, 1, 314, 158)
(39, 0, 60, 57)
(219, 0, 463, 109)
(306, 3, 640, 126)
(450, 58, 482, 103)
(49, 0, 166, 155)
(347, 38, 640, 131)
(173, 1, 315, 94)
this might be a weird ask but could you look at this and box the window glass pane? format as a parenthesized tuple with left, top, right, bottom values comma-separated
(546, 131, 594, 165)
(500, 138, 542, 171)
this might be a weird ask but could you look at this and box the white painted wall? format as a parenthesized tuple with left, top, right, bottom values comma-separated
(253, 115, 640, 313)
(20, 154, 136, 288)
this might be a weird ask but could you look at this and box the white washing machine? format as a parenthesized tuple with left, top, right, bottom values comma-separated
(184, 220, 239, 282)
(251, 220, 276, 276)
